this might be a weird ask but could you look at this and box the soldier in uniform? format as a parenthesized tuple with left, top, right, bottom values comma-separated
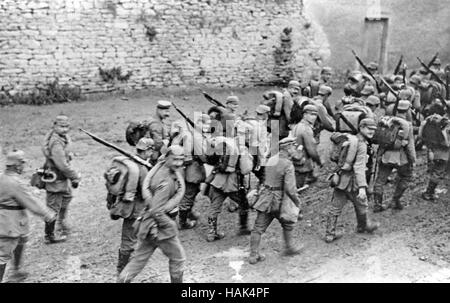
(320, 67, 333, 85)
(373, 100, 416, 212)
(420, 107, 450, 201)
(146, 100, 172, 164)
(118, 145, 186, 283)
(177, 114, 211, 229)
(324, 118, 380, 243)
(0, 150, 56, 282)
(291, 104, 323, 188)
(280, 80, 301, 136)
(42, 115, 81, 244)
(248, 137, 303, 264)
(366, 95, 383, 121)
(116, 138, 155, 275)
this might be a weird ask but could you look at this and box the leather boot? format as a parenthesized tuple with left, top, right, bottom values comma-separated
(391, 187, 406, 210)
(238, 211, 251, 235)
(373, 193, 386, 213)
(0, 263, 6, 283)
(248, 232, 265, 264)
(282, 229, 303, 256)
(117, 250, 132, 275)
(56, 207, 70, 236)
(178, 210, 196, 230)
(9, 243, 29, 282)
(170, 272, 183, 283)
(44, 221, 66, 244)
(422, 181, 437, 201)
(206, 217, 225, 242)
(356, 211, 379, 234)
(324, 215, 343, 243)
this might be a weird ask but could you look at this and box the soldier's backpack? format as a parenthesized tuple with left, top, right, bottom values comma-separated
(330, 133, 358, 171)
(335, 104, 371, 135)
(104, 156, 140, 220)
(206, 136, 253, 175)
(421, 114, 450, 148)
(262, 90, 284, 118)
(126, 121, 150, 146)
(290, 97, 310, 125)
(372, 116, 409, 149)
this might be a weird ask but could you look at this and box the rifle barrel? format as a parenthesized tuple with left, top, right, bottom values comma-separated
(79, 128, 152, 169)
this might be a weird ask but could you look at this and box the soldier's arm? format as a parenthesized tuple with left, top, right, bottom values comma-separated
(406, 124, 417, 164)
(302, 128, 321, 164)
(353, 140, 368, 189)
(283, 96, 294, 123)
(51, 142, 79, 181)
(313, 101, 335, 132)
(283, 163, 301, 207)
(149, 122, 164, 152)
(11, 181, 54, 220)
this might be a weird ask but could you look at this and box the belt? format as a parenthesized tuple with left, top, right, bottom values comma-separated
(264, 185, 282, 191)
(0, 205, 26, 210)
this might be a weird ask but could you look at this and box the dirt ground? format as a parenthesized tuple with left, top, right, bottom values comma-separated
(1, 87, 449, 283)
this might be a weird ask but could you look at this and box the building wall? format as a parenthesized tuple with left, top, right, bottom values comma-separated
(0, 0, 329, 95)
(304, 0, 450, 74)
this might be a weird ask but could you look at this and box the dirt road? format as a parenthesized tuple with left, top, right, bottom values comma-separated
(1, 88, 449, 283)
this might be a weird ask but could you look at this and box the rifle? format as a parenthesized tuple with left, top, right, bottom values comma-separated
(351, 50, 382, 93)
(393, 55, 403, 75)
(427, 52, 439, 69)
(172, 102, 209, 140)
(202, 91, 226, 108)
(402, 64, 407, 85)
(418, 57, 450, 115)
(79, 128, 152, 169)
(352, 50, 400, 114)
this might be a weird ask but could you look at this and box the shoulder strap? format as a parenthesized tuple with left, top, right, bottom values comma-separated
(337, 112, 359, 134)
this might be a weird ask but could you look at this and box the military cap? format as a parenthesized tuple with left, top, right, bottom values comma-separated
(256, 104, 271, 114)
(348, 72, 363, 83)
(432, 58, 441, 65)
(6, 150, 26, 166)
(288, 80, 301, 89)
(397, 100, 411, 111)
(318, 85, 332, 96)
(279, 137, 296, 148)
(226, 95, 239, 104)
(157, 100, 172, 109)
(361, 85, 375, 96)
(303, 104, 318, 114)
(321, 66, 332, 74)
(367, 62, 378, 70)
(359, 118, 377, 130)
(310, 74, 320, 82)
(166, 145, 185, 158)
(384, 75, 394, 84)
(409, 75, 421, 86)
(365, 95, 380, 106)
(136, 137, 154, 151)
(54, 115, 70, 126)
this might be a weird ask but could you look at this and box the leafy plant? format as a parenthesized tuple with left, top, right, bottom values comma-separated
(99, 67, 132, 82)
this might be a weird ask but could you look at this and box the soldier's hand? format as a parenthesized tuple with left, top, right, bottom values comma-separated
(357, 187, 367, 201)
(44, 211, 57, 223)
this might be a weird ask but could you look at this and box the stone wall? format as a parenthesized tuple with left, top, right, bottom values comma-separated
(304, 0, 450, 74)
(0, 0, 329, 95)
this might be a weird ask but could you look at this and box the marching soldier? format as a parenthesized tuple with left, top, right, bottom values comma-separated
(292, 104, 323, 188)
(420, 106, 450, 201)
(177, 114, 211, 229)
(118, 145, 186, 283)
(249, 137, 303, 264)
(145, 100, 172, 163)
(280, 80, 301, 137)
(324, 118, 380, 243)
(116, 138, 155, 275)
(366, 95, 384, 121)
(0, 150, 56, 283)
(42, 115, 81, 244)
(373, 100, 416, 212)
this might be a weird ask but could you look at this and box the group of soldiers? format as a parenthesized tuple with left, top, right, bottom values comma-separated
(1, 54, 449, 283)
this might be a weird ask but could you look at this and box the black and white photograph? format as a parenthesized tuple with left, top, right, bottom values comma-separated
(0, 0, 449, 287)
